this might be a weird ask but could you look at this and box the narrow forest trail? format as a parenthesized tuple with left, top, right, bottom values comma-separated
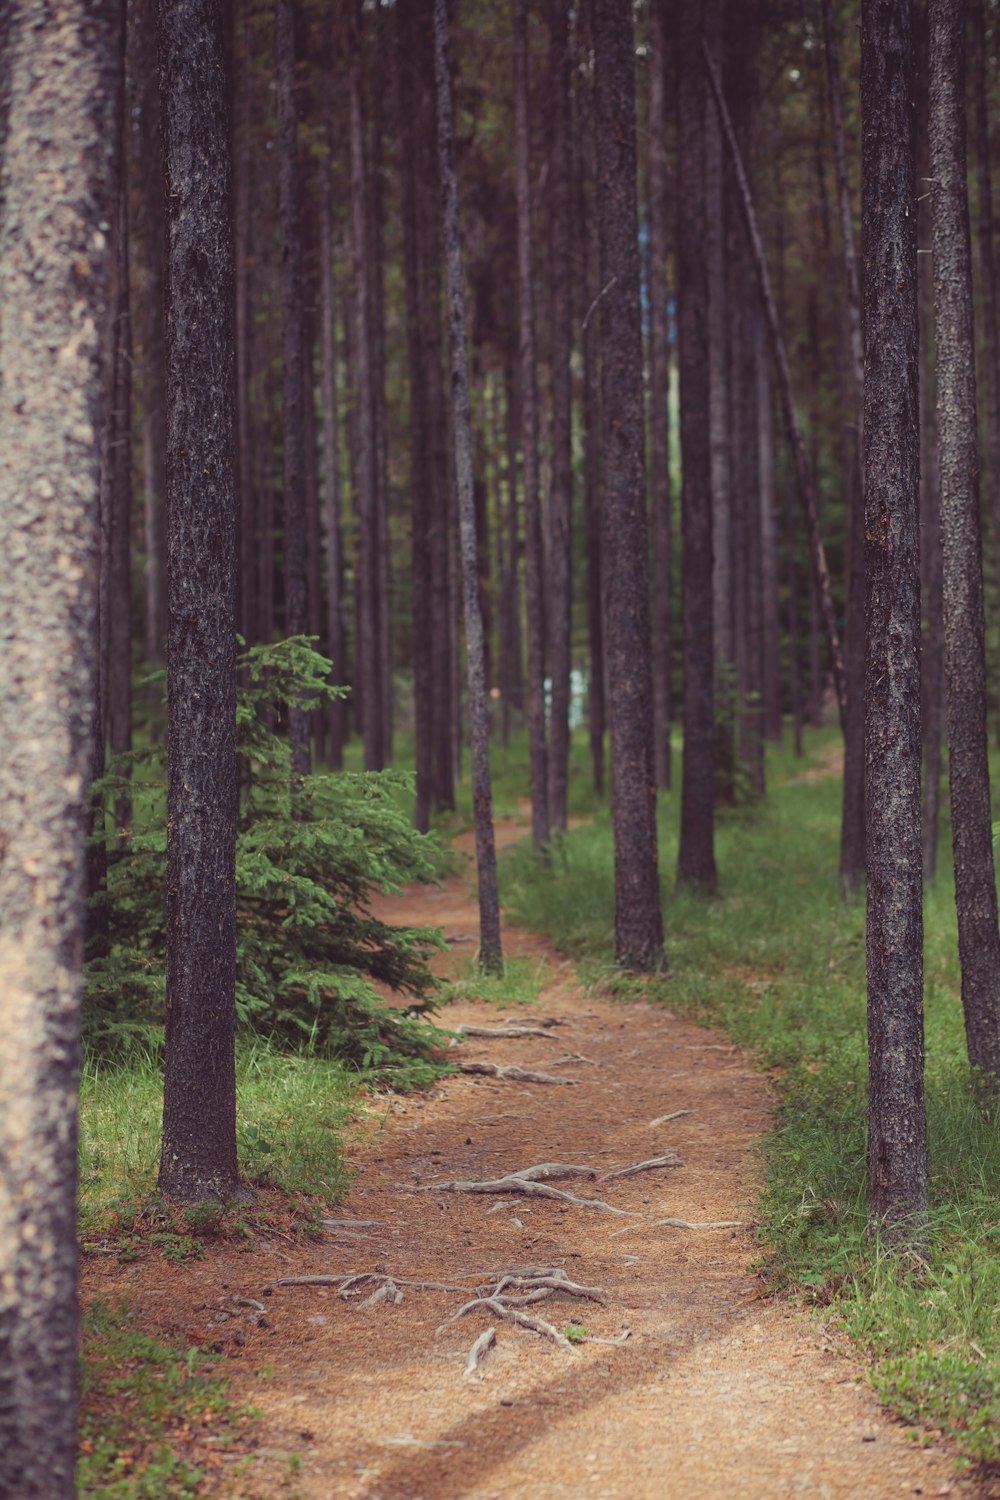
(83, 815, 972, 1499)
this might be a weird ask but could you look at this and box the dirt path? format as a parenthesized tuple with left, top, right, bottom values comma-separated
(83, 818, 972, 1499)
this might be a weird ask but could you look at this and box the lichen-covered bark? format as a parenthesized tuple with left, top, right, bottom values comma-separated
(158, 0, 241, 1204)
(594, 0, 664, 970)
(676, 0, 717, 892)
(928, 0, 1000, 1087)
(861, 0, 928, 1235)
(433, 0, 502, 973)
(0, 2, 119, 1491)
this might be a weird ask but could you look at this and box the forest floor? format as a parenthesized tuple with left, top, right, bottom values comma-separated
(81, 811, 980, 1500)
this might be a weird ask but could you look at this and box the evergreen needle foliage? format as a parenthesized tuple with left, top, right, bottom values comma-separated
(85, 638, 450, 1083)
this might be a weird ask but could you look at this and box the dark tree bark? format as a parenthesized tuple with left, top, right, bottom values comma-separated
(580, 38, 606, 798)
(929, 0, 1000, 1088)
(514, 0, 550, 851)
(433, 0, 502, 972)
(371, 0, 393, 763)
(677, 0, 717, 891)
(134, 0, 168, 664)
(158, 0, 241, 1206)
(704, 0, 732, 685)
(861, 0, 928, 1236)
(233, 0, 254, 648)
(648, 0, 672, 791)
(920, 250, 944, 882)
(109, 162, 134, 834)
(277, 0, 310, 774)
(504, 352, 525, 736)
(546, 0, 573, 833)
(821, 0, 865, 896)
(970, 0, 1000, 745)
(756, 318, 782, 743)
(594, 0, 665, 970)
(0, 4, 119, 1491)
(320, 102, 347, 768)
(704, 45, 846, 730)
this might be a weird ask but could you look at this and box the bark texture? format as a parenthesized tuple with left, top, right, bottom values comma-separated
(433, 0, 502, 972)
(158, 0, 241, 1205)
(928, 0, 1000, 1086)
(648, 0, 672, 791)
(594, 0, 665, 970)
(676, 0, 717, 891)
(861, 0, 928, 1235)
(0, 2, 119, 1491)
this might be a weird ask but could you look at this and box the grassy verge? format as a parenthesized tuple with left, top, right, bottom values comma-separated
(500, 727, 1000, 1475)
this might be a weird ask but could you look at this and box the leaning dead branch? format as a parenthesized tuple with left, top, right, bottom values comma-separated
(456, 1024, 555, 1040)
(458, 1061, 580, 1085)
(463, 1326, 497, 1378)
(601, 1153, 683, 1181)
(414, 1172, 633, 1215)
(654, 1218, 745, 1230)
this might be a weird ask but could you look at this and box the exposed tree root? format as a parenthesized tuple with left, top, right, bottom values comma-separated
(653, 1218, 745, 1230)
(648, 1110, 690, 1127)
(586, 1325, 632, 1346)
(548, 1052, 597, 1067)
(463, 1326, 497, 1378)
(415, 1171, 633, 1215)
(601, 1153, 683, 1181)
(486, 1270, 606, 1303)
(360, 1278, 404, 1308)
(509, 1162, 597, 1182)
(456, 1024, 556, 1040)
(438, 1295, 575, 1351)
(458, 1061, 580, 1085)
(321, 1217, 385, 1229)
(263, 1272, 472, 1296)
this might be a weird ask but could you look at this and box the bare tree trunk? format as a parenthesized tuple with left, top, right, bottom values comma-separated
(677, 0, 717, 891)
(756, 319, 782, 742)
(546, 0, 573, 833)
(862, 0, 928, 1238)
(234, 0, 254, 647)
(0, 4, 119, 1490)
(514, 0, 550, 851)
(705, 0, 732, 683)
(929, 0, 1000, 1089)
(109, 162, 133, 834)
(319, 111, 347, 768)
(704, 45, 846, 730)
(371, 0, 393, 763)
(920, 250, 944, 883)
(648, 0, 672, 791)
(433, 0, 502, 972)
(580, 38, 606, 799)
(277, 0, 310, 773)
(159, 0, 240, 1205)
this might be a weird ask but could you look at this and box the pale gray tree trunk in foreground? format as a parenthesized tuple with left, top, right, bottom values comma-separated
(0, 2, 119, 1492)
(433, 0, 502, 972)
(862, 0, 928, 1238)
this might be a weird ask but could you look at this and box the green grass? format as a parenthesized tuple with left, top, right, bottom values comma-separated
(500, 725, 1000, 1470)
(440, 951, 549, 1007)
(78, 1297, 260, 1498)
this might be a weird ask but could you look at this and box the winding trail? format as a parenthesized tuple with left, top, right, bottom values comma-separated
(83, 814, 973, 1498)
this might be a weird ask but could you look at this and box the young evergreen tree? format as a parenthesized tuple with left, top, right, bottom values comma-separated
(594, 0, 664, 969)
(928, 0, 1000, 1089)
(433, 0, 503, 972)
(862, 0, 928, 1236)
(0, 2, 119, 1491)
(158, 0, 242, 1204)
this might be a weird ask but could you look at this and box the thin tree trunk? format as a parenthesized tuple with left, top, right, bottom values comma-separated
(705, 0, 732, 683)
(594, 0, 665, 969)
(920, 248, 944, 883)
(704, 45, 846, 730)
(677, 0, 717, 891)
(862, 0, 928, 1238)
(514, 0, 550, 851)
(319, 114, 347, 768)
(648, 0, 672, 792)
(433, 0, 502, 972)
(0, 4, 119, 1489)
(159, 0, 241, 1206)
(580, 38, 606, 799)
(929, 0, 1000, 1089)
(234, 0, 254, 647)
(757, 318, 781, 742)
(277, 0, 310, 774)
(546, 0, 573, 833)
(109, 163, 133, 834)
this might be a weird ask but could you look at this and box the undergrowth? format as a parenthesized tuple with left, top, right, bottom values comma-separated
(501, 726, 1000, 1472)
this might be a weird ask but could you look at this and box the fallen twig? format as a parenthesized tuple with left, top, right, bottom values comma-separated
(456, 1024, 555, 1040)
(654, 1218, 744, 1230)
(463, 1326, 497, 1378)
(601, 1153, 683, 1181)
(458, 1061, 579, 1085)
(648, 1110, 690, 1127)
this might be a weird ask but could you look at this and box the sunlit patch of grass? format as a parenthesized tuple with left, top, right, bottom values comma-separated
(440, 953, 549, 1008)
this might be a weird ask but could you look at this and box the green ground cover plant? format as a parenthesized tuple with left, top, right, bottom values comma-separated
(500, 727, 1000, 1472)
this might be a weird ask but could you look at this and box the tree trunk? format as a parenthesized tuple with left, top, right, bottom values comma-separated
(371, 0, 393, 763)
(920, 249, 944, 883)
(158, 0, 241, 1206)
(648, 0, 672, 791)
(234, 0, 255, 648)
(756, 318, 782, 742)
(705, 0, 732, 688)
(320, 106, 347, 768)
(514, 0, 550, 851)
(109, 162, 133, 835)
(929, 0, 1000, 1089)
(861, 0, 928, 1237)
(594, 0, 665, 970)
(677, 0, 717, 891)
(277, 0, 310, 774)
(546, 0, 573, 833)
(0, 4, 119, 1490)
(580, 37, 606, 799)
(433, 0, 503, 972)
